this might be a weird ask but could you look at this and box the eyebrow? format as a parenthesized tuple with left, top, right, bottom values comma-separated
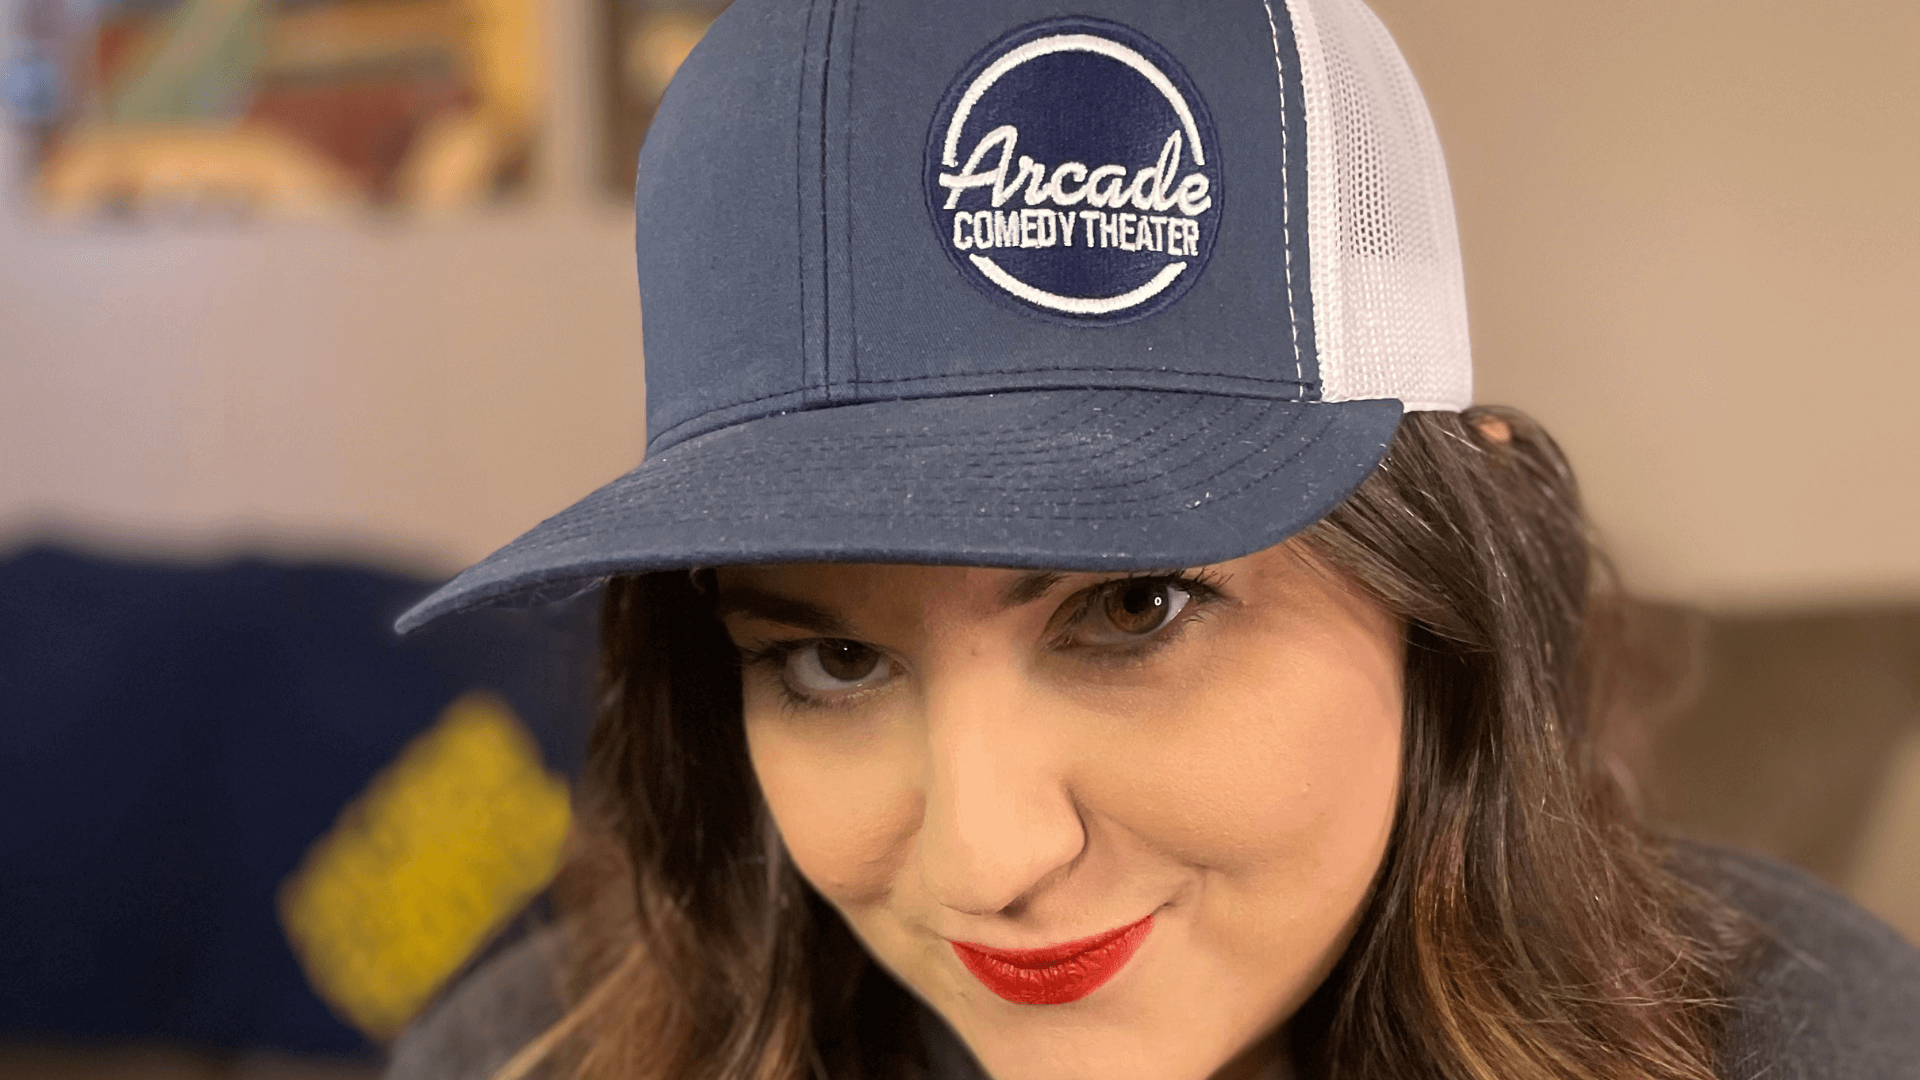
(711, 587, 851, 636)
(997, 570, 1067, 610)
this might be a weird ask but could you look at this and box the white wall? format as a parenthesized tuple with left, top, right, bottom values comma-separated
(0, 0, 644, 577)
(1372, 0, 1920, 609)
(4, 0, 1917, 610)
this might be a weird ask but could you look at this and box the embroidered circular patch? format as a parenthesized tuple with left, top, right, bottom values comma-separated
(926, 17, 1223, 324)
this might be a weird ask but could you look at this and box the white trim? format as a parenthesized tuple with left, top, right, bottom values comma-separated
(942, 34, 1207, 169)
(970, 255, 1188, 315)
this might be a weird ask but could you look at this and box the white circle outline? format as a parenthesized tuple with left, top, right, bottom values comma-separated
(970, 255, 1190, 316)
(940, 33, 1209, 169)
(938, 30, 1211, 316)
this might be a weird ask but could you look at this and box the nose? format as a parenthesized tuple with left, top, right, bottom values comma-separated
(915, 678, 1086, 916)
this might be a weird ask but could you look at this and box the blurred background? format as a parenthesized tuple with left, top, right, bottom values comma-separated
(1, 0, 1915, 1075)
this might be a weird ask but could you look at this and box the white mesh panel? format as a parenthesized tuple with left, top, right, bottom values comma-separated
(1285, 0, 1472, 410)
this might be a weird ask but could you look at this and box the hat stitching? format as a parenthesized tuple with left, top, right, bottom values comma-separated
(425, 404, 1346, 618)
(1259, 0, 1305, 384)
(652, 390, 1103, 461)
(646, 375, 1310, 451)
(844, 0, 864, 393)
(640, 395, 1219, 488)
(638, 401, 1269, 498)
(849, 367, 1310, 390)
(624, 402, 1307, 516)
(816, 0, 841, 396)
(795, 0, 820, 402)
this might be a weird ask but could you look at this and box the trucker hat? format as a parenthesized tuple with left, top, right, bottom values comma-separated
(395, 0, 1471, 634)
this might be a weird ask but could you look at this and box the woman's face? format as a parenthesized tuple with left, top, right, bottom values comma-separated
(715, 542, 1404, 1080)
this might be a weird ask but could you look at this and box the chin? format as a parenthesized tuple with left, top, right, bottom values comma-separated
(929, 973, 1275, 1080)
(951, 1018, 1249, 1080)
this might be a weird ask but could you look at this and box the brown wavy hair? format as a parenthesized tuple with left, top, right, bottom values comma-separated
(497, 406, 1750, 1080)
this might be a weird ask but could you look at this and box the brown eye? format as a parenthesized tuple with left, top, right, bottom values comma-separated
(784, 639, 893, 697)
(1070, 578, 1194, 646)
(817, 640, 880, 680)
(1106, 580, 1176, 634)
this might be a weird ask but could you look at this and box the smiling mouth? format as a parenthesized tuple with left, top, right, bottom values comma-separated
(949, 915, 1155, 1005)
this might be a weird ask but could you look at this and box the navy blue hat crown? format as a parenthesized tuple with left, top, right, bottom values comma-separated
(397, 0, 1471, 634)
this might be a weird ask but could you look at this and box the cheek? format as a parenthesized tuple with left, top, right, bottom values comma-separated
(743, 704, 920, 908)
(1087, 620, 1403, 890)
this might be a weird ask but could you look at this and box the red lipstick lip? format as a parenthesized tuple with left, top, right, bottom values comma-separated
(949, 914, 1154, 1005)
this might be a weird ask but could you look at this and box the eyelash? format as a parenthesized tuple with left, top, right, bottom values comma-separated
(1044, 568, 1225, 662)
(734, 640, 885, 715)
(734, 569, 1228, 712)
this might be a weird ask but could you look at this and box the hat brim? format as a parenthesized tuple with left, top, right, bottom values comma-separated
(394, 389, 1403, 634)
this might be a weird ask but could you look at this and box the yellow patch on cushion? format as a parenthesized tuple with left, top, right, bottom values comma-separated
(278, 691, 571, 1040)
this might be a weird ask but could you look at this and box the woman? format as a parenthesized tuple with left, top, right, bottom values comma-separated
(389, 0, 1920, 1077)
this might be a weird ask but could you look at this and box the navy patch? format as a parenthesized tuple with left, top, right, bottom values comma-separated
(926, 18, 1223, 324)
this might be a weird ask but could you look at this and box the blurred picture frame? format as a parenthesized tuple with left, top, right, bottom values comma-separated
(599, 0, 726, 194)
(6, 0, 544, 218)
